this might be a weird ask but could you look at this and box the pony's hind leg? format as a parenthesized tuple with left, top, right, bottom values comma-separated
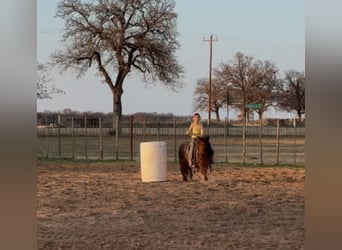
(180, 161, 192, 181)
(183, 166, 194, 181)
(181, 165, 189, 181)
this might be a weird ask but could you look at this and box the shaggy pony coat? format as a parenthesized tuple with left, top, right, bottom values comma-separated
(178, 136, 213, 181)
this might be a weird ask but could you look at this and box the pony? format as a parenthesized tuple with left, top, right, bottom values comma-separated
(178, 135, 214, 181)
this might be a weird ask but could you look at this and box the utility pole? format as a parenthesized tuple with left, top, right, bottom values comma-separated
(203, 34, 218, 127)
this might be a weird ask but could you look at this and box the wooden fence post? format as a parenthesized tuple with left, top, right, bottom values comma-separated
(276, 119, 280, 165)
(130, 115, 133, 161)
(224, 117, 227, 163)
(293, 117, 297, 165)
(99, 117, 103, 160)
(115, 115, 119, 160)
(259, 117, 263, 165)
(174, 116, 177, 163)
(242, 113, 246, 164)
(85, 116, 88, 160)
(72, 116, 75, 160)
(58, 114, 61, 157)
(143, 117, 146, 142)
(45, 126, 50, 158)
(157, 115, 160, 141)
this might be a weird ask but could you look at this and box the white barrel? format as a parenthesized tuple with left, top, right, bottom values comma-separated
(140, 141, 167, 182)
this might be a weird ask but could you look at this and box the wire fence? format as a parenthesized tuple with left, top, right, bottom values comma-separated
(37, 115, 305, 165)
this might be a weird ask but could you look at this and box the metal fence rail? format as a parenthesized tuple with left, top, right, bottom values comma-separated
(37, 115, 305, 165)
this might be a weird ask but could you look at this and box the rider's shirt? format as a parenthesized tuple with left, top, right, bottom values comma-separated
(190, 123, 203, 139)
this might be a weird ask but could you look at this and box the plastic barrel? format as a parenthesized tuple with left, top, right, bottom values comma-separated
(140, 141, 167, 182)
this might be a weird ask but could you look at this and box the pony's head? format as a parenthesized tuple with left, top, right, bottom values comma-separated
(194, 136, 214, 180)
(197, 136, 213, 155)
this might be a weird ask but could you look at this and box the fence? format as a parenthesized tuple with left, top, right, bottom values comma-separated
(37, 115, 305, 165)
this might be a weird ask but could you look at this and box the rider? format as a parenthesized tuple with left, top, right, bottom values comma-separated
(186, 113, 204, 168)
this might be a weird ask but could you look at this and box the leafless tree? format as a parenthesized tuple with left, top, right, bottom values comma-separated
(193, 78, 226, 121)
(49, 0, 184, 124)
(215, 52, 278, 121)
(277, 70, 305, 120)
(247, 60, 280, 121)
(37, 63, 65, 99)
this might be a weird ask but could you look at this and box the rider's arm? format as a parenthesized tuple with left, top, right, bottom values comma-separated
(186, 123, 193, 135)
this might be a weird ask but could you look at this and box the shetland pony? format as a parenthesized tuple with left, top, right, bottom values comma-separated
(178, 136, 213, 181)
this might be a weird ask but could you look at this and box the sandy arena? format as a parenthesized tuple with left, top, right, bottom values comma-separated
(37, 162, 304, 249)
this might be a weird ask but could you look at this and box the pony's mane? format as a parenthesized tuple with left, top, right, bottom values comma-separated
(197, 135, 210, 141)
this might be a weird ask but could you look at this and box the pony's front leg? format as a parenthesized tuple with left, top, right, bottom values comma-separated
(199, 166, 208, 181)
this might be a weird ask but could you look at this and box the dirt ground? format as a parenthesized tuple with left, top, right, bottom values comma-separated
(37, 161, 305, 250)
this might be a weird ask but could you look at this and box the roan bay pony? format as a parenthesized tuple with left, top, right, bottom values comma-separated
(178, 135, 214, 181)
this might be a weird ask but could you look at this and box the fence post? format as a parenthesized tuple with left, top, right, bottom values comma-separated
(99, 117, 103, 160)
(242, 113, 246, 164)
(259, 117, 263, 165)
(58, 114, 61, 157)
(45, 126, 50, 158)
(224, 117, 227, 163)
(143, 117, 146, 142)
(293, 117, 297, 165)
(276, 119, 280, 165)
(174, 116, 177, 163)
(57, 114, 62, 157)
(85, 116, 88, 160)
(115, 115, 119, 160)
(72, 116, 75, 160)
(130, 115, 133, 161)
(157, 115, 160, 141)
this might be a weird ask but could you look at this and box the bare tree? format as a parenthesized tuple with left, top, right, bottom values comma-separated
(50, 0, 184, 124)
(193, 78, 226, 121)
(37, 63, 64, 99)
(215, 52, 278, 122)
(277, 70, 305, 120)
(247, 60, 280, 121)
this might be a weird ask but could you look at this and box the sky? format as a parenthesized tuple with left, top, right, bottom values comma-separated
(37, 0, 305, 119)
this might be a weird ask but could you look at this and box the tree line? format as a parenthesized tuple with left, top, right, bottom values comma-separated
(37, 110, 187, 128)
(37, 110, 303, 129)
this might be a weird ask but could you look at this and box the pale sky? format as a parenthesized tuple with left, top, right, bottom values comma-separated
(37, 0, 305, 119)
